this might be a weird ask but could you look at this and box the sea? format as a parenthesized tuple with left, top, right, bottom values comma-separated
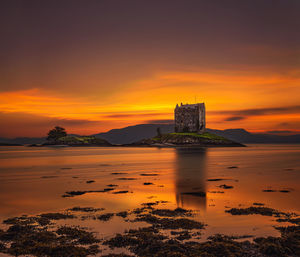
(0, 144, 299, 255)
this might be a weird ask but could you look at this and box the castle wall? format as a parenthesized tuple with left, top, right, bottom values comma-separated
(174, 103, 205, 133)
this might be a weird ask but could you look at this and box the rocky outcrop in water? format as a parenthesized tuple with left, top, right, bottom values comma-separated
(43, 136, 111, 147)
(129, 132, 244, 147)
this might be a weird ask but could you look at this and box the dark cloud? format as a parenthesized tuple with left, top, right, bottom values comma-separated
(211, 105, 300, 117)
(54, 119, 101, 126)
(277, 122, 290, 127)
(103, 113, 169, 119)
(146, 119, 174, 124)
(224, 116, 245, 121)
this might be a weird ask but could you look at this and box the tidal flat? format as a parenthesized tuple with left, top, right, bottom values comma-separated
(0, 145, 299, 256)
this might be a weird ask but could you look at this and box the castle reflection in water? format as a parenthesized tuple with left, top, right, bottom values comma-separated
(174, 147, 207, 210)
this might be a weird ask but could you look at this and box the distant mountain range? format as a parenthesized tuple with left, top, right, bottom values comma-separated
(93, 124, 300, 144)
(1, 124, 299, 145)
(206, 128, 300, 144)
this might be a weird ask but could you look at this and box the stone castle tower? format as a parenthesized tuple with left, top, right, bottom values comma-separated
(174, 103, 206, 133)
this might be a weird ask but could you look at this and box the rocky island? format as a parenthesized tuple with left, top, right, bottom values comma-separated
(129, 103, 244, 147)
(30, 127, 111, 147)
(129, 132, 244, 147)
(43, 135, 111, 147)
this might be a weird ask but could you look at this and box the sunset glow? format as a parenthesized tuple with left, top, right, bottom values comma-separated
(1, 1, 299, 137)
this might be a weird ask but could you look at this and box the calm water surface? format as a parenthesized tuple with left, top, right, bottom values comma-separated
(0, 145, 299, 254)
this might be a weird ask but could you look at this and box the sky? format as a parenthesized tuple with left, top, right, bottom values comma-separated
(0, 0, 299, 137)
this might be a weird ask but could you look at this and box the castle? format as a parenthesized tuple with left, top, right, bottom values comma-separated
(174, 103, 206, 133)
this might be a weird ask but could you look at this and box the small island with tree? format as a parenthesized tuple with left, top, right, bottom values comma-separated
(42, 126, 111, 147)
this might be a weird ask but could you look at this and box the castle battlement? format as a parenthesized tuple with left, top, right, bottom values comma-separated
(174, 103, 206, 133)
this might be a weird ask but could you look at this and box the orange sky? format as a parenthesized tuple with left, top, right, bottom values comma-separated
(0, 1, 299, 137)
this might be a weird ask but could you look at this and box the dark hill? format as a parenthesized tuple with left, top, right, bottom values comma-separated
(207, 128, 300, 144)
(0, 142, 22, 146)
(93, 124, 174, 144)
(0, 137, 46, 145)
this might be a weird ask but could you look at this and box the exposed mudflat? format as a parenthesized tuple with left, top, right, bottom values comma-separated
(0, 203, 299, 256)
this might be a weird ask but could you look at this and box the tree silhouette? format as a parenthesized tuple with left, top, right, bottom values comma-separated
(47, 126, 67, 143)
